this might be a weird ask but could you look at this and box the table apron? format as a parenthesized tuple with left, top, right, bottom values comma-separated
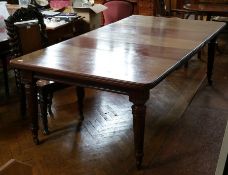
(32, 72, 150, 96)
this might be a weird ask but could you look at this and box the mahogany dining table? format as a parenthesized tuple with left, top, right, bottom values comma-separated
(10, 15, 226, 168)
(183, 3, 228, 20)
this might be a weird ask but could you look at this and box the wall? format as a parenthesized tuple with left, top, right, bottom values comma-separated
(138, 0, 153, 15)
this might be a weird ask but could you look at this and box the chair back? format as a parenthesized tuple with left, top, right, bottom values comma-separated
(103, 0, 134, 25)
(4, 5, 47, 57)
(154, 0, 170, 16)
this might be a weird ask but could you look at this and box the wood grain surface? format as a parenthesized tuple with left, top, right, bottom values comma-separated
(11, 15, 225, 88)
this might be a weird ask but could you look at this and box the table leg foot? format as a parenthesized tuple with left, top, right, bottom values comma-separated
(136, 153, 143, 169)
(33, 134, 40, 145)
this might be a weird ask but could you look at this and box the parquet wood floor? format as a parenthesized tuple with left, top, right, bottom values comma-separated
(0, 35, 227, 175)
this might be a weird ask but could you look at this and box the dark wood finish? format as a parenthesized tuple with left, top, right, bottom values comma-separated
(183, 3, 228, 20)
(4, 6, 48, 120)
(46, 17, 87, 46)
(1, 34, 228, 175)
(10, 15, 225, 168)
(4, 6, 83, 134)
(1, 14, 86, 97)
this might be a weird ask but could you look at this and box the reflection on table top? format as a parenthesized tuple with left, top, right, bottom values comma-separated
(10, 15, 226, 86)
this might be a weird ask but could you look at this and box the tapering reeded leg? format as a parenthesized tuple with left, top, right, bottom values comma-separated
(207, 37, 216, 85)
(76, 86, 85, 121)
(129, 91, 149, 169)
(22, 71, 39, 145)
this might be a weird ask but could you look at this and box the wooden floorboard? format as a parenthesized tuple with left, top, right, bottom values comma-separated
(0, 35, 227, 175)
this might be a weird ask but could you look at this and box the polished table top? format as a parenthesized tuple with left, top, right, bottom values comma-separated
(11, 15, 225, 87)
(10, 15, 226, 168)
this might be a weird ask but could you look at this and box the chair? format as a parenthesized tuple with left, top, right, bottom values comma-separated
(5, 6, 84, 134)
(103, 0, 134, 25)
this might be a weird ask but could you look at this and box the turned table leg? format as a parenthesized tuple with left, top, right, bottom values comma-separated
(207, 37, 216, 85)
(21, 71, 39, 145)
(129, 91, 149, 169)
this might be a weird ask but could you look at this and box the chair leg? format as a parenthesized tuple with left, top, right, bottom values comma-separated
(76, 86, 85, 121)
(38, 88, 50, 135)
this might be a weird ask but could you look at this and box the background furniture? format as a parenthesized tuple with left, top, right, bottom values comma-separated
(102, 0, 134, 25)
(1, 4, 87, 97)
(154, 0, 195, 18)
(45, 17, 88, 46)
(5, 6, 53, 130)
(183, 3, 228, 21)
(5, 6, 84, 134)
